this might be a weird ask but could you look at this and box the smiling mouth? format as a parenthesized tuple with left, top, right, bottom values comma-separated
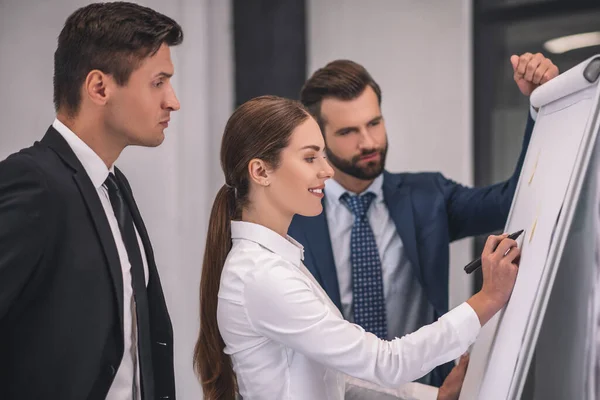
(309, 188, 323, 194)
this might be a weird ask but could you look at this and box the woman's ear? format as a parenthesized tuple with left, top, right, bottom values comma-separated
(248, 158, 271, 187)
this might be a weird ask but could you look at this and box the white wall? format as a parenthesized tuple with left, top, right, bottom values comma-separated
(0, 0, 233, 398)
(308, 0, 474, 309)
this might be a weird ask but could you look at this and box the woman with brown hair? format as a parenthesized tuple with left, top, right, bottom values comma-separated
(194, 95, 520, 400)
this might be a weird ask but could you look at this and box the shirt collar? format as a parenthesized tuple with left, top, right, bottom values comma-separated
(230, 221, 304, 267)
(52, 118, 113, 190)
(324, 173, 384, 210)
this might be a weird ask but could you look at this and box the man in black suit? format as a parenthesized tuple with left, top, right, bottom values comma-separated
(0, 3, 183, 399)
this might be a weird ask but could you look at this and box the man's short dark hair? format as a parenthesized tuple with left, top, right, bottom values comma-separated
(300, 60, 382, 132)
(53, 2, 183, 116)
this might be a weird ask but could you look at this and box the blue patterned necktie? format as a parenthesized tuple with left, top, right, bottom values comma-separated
(340, 192, 388, 339)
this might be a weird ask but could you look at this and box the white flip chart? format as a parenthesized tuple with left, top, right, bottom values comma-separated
(460, 55, 600, 400)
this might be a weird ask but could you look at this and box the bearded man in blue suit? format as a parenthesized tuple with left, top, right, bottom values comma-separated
(288, 53, 558, 390)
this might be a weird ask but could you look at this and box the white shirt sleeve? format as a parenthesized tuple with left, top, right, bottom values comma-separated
(243, 263, 481, 388)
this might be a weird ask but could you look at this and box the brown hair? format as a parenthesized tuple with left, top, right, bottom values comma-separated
(300, 59, 382, 132)
(53, 2, 183, 116)
(194, 95, 310, 399)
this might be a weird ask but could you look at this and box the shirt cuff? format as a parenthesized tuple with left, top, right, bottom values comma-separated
(440, 302, 481, 350)
(399, 382, 439, 400)
(530, 104, 538, 121)
(345, 376, 439, 400)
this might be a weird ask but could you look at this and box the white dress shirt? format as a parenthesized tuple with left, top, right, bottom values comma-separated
(217, 221, 481, 399)
(325, 174, 435, 343)
(53, 119, 149, 400)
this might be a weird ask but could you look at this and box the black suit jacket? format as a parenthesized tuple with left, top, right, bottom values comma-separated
(0, 127, 175, 400)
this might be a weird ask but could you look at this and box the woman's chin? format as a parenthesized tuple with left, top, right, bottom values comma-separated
(296, 203, 323, 218)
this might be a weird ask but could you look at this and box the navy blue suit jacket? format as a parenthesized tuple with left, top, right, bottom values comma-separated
(288, 113, 535, 386)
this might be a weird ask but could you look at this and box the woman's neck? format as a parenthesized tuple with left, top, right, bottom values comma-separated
(241, 200, 292, 238)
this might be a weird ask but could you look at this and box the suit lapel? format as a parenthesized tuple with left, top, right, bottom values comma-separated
(41, 127, 124, 332)
(303, 202, 342, 310)
(382, 172, 423, 285)
(74, 173, 125, 329)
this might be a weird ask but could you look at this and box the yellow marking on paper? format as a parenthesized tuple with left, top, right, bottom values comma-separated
(529, 217, 537, 243)
(528, 150, 540, 185)
(529, 204, 541, 243)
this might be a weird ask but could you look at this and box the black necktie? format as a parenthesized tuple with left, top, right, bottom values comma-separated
(105, 172, 154, 399)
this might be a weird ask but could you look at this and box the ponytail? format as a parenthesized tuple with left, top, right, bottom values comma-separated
(195, 95, 309, 398)
(194, 184, 237, 400)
